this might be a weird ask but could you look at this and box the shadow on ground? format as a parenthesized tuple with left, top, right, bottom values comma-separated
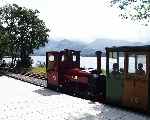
(67, 113, 98, 120)
(0, 72, 5, 76)
(91, 102, 150, 120)
(33, 88, 61, 96)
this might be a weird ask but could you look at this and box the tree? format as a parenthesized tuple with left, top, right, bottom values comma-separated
(111, 0, 150, 25)
(0, 25, 9, 60)
(0, 4, 50, 67)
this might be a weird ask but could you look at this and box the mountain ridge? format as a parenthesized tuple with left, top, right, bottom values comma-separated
(33, 38, 147, 56)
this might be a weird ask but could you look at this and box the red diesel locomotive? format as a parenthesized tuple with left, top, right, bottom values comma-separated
(46, 49, 106, 100)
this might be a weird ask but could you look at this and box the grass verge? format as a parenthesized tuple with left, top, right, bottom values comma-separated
(31, 67, 46, 74)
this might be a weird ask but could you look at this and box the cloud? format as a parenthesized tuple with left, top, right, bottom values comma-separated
(1, 0, 150, 42)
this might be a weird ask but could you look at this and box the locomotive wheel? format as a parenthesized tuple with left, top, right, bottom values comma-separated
(56, 87, 59, 92)
(73, 93, 77, 96)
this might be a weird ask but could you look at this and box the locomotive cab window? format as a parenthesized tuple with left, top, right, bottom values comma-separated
(49, 55, 55, 62)
(73, 55, 77, 62)
(61, 55, 65, 62)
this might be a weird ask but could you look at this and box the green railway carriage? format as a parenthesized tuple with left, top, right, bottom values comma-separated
(106, 46, 150, 111)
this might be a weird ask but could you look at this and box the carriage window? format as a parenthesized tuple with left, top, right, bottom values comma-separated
(61, 55, 65, 62)
(109, 52, 118, 73)
(109, 52, 117, 59)
(73, 55, 76, 62)
(119, 52, 124, 74)
(128, 54, 135, 73)
(49, 55, 54, 62)
(128, 54, 146, 74)
(136, 55, 146, 74)
(109, 52, 124, 74)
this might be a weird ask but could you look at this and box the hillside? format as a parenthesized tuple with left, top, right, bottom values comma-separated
(34, 39, 96, 56)
(33, 38, 145, 56)
(87, 38, 144, 51)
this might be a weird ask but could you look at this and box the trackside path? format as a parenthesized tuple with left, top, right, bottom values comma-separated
(0, 75, 149, 120)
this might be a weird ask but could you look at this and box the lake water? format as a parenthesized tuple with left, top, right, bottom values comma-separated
(31, 56, 146, 73)
(31, 56, 104, 69)
(4, 56, 146, 73)
(3, 56, 101, 69)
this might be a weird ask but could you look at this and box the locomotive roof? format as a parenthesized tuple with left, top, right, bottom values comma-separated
(106, 45, 150, 52)
(46, 49, 80, 54)
(46, 51, 59, 54)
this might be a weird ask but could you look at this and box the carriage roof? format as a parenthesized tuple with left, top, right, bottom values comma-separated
(106, 45, 150, 52)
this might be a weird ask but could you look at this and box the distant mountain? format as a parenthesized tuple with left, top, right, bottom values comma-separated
(33, 38, 147, 56)
(34, 39, 92, 56)
(87, 38, 144, 51)
(144, 41, 150, 45)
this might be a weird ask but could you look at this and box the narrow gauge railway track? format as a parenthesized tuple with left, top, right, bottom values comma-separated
(5, 72, 47, 87)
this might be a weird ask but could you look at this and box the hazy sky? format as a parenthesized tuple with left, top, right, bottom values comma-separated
(1, 0, 150, 43)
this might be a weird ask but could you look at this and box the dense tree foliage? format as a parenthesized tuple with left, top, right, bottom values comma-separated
(111, 0, 150, 25)
(0, 25, 9, 60)
(0, 4, 49, 67)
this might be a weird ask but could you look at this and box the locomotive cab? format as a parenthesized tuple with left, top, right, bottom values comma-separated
(106, 46, 150, 111)
(46, 49, 80, 89)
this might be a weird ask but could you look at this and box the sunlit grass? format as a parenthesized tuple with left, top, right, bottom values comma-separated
(31, 67, 46, 74)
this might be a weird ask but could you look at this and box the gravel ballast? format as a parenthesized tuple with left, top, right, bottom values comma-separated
(6, 72, 47, 87)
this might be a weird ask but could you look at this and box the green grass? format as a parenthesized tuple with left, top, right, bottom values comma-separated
(31, 67, 46, 74)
